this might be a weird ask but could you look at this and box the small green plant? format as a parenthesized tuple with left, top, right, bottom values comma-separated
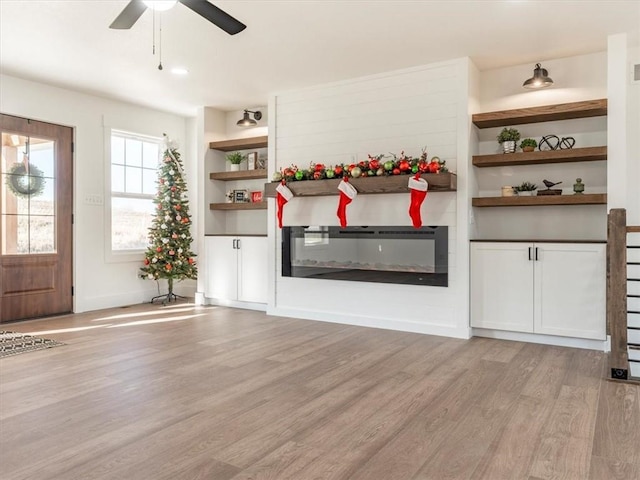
(226, 151, 245, 165)
(520, 138, 538, 149)
(514, 181, 537, 192)
(497, 127, 521, 144)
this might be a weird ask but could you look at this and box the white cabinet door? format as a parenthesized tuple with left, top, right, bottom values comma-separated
(534, 243, 606, 340)
(205, 236, 238, 300)
(470, 242, 534, 333)
(237, 236, 268, 304)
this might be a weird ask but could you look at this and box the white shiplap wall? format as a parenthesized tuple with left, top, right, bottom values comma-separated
(266, 59, 472, 339)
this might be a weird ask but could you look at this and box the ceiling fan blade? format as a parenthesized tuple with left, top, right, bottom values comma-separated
(179, 0, 246, 35)
(110, 1, 148, 29)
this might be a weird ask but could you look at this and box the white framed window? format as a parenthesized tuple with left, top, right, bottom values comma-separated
(106, 129, 162, 261)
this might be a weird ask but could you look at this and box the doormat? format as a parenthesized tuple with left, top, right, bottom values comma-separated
(0, 331, 65, 358)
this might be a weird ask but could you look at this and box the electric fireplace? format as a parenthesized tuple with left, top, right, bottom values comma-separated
(282, 226, 448, 287)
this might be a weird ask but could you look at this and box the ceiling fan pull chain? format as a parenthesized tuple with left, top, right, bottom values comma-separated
(158, 12, 163, 70)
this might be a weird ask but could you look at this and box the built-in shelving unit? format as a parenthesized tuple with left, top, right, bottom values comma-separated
(472, 193, 607, 208)
(210, 169, 268, 181)
(208, 136, 268, 215)
(472, 146, 607, 168)
(264, 173, 456, 198)
(472, 99, 607, 209)
(209, 202, 268, 211)
(471, 99, 607, 128)
(209, 136, 268, 152)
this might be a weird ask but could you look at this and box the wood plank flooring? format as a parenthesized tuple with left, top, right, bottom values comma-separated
(1, 302, 638, 480)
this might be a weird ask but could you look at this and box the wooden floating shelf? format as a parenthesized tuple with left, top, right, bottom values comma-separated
(209, 136, 268, 152)
(472, 193, 607, 207)
(209, 202, 267, 211)
(472, 146, 607, 168)
(264, 173, 457, 198)
(472, 99, 607, 129)
(210, 169, 267, 181)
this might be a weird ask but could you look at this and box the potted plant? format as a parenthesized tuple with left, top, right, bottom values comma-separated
(226, 151, 245, 171)
(520, 138, 537, 152)
(514, 181, 538, 196)
(497, 127, 521, 154)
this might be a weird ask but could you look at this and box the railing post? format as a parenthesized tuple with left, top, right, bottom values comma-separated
(608, 208, 628, 379)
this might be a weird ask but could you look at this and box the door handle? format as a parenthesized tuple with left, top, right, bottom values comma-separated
(528, 247, 532, 261)
(236, 238, 241, 249)
(232, 239, 237, 249)
(535, 247, 539, 261)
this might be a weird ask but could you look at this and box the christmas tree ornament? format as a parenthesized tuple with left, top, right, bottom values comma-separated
(408, 173, 429, 228)
(337, 177, 357, 228)
(276, 180, 294, 228)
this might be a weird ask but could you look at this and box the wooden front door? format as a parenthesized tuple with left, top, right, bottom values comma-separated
(0, 114, 73, 322)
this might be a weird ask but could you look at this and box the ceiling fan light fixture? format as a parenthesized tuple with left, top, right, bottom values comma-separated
(143, 1, 178, 12)
(523, 63, 554, 89)
(237, 109, 262, 127)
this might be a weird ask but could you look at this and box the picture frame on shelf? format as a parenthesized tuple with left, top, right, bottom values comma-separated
(233, 189, 249, 203)
(247, 152, 258, 170)
(251, 191, 263, 203)
(256, 156, 267, 169)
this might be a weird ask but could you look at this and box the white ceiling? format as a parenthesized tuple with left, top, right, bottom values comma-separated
(1, 0, 639, 117)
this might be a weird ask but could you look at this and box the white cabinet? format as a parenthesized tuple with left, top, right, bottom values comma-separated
(471, 242, 606, 340)
(205, 236, 267, 305)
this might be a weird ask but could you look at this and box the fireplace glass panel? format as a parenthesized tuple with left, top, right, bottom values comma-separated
(283, 226, 448, 287)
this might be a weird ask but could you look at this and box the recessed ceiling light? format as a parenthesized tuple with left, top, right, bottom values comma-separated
(171, 67, 189, 75)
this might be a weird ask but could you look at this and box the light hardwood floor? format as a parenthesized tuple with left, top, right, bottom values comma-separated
(1, 303, 638, 480)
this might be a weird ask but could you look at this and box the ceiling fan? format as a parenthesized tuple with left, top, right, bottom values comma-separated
(109, 0, 246, 35)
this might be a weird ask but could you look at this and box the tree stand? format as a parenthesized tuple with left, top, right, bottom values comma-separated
(150, 278, 187, 305)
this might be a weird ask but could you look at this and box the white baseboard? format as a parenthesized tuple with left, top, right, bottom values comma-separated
(205, 297, 267, 312)
(267, 306, 471, 339)
(471, 328, 609, 351)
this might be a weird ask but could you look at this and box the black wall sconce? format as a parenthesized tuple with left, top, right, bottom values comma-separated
(523, 63, 554, 89)
(237, 109, 262, 127)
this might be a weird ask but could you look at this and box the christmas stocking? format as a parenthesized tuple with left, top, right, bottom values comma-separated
(337, 177, 357, 228)
(276, 180, 293, 228)
(408, 174, 429, 228)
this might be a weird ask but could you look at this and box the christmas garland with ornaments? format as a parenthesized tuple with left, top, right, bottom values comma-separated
(272, 149, 447, 183)
(274, 148, 448, 230)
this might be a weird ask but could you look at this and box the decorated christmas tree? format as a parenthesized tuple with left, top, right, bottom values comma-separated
(139, 136, 197, 303)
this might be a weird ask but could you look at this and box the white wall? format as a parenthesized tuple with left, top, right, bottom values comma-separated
(608, 33, 640, 226)
(473, 52, 609, 241)
(0, 74, 195, 312)
(267, 59, 472, 339)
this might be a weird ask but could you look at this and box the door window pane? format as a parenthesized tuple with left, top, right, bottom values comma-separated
(112, 164, 125, 193)
(143, 142, 159, 168)
(1, 133, 56, 255)
(112, 135, 125, 165)
(125, 166, 142, 193)
(125, 138, 142, 167)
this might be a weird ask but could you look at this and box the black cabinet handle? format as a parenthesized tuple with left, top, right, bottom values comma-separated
(535, 247, 539, 261)
(528, 247, 532, 261)
(232, 239, 237, 249)
(237, 238, 241, 249)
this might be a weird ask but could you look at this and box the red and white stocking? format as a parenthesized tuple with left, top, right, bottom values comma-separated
(337, 177, 357, 228)
(276, 181, 293, 228)
(408, 174, 429, 228)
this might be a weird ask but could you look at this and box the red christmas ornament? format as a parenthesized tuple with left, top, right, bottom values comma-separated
(334, 165, 344, 176)
(313, 171, 322, 180)
(165, 264, 172, 270)
(369, 159, 380, 170)
(169, 250, 175, 255)
(392, 168, 401, 175)
(156, 246, 162, 252)
(314, 163, 325, 172)
(172, 233, 178, 239)
(144, 258, 150, 265)
(188, 258, 194, 264)
(171, 186, 177, 192)
(399, 159, 411, 172)
(175, 205, 181, 210)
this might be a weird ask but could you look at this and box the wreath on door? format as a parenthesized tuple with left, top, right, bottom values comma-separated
(5, 162, 46, 198)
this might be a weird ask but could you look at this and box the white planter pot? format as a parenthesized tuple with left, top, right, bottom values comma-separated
(230, 164, 240, 172)
(517, 190, 537, 196)
(502, 141, 516, 154)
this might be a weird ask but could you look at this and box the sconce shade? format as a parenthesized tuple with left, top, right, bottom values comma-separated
(523, 63, 554, 89)
(237, 109, 262, 127)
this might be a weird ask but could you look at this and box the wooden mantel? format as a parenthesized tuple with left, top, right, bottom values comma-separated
(263, 173, 457, 198)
